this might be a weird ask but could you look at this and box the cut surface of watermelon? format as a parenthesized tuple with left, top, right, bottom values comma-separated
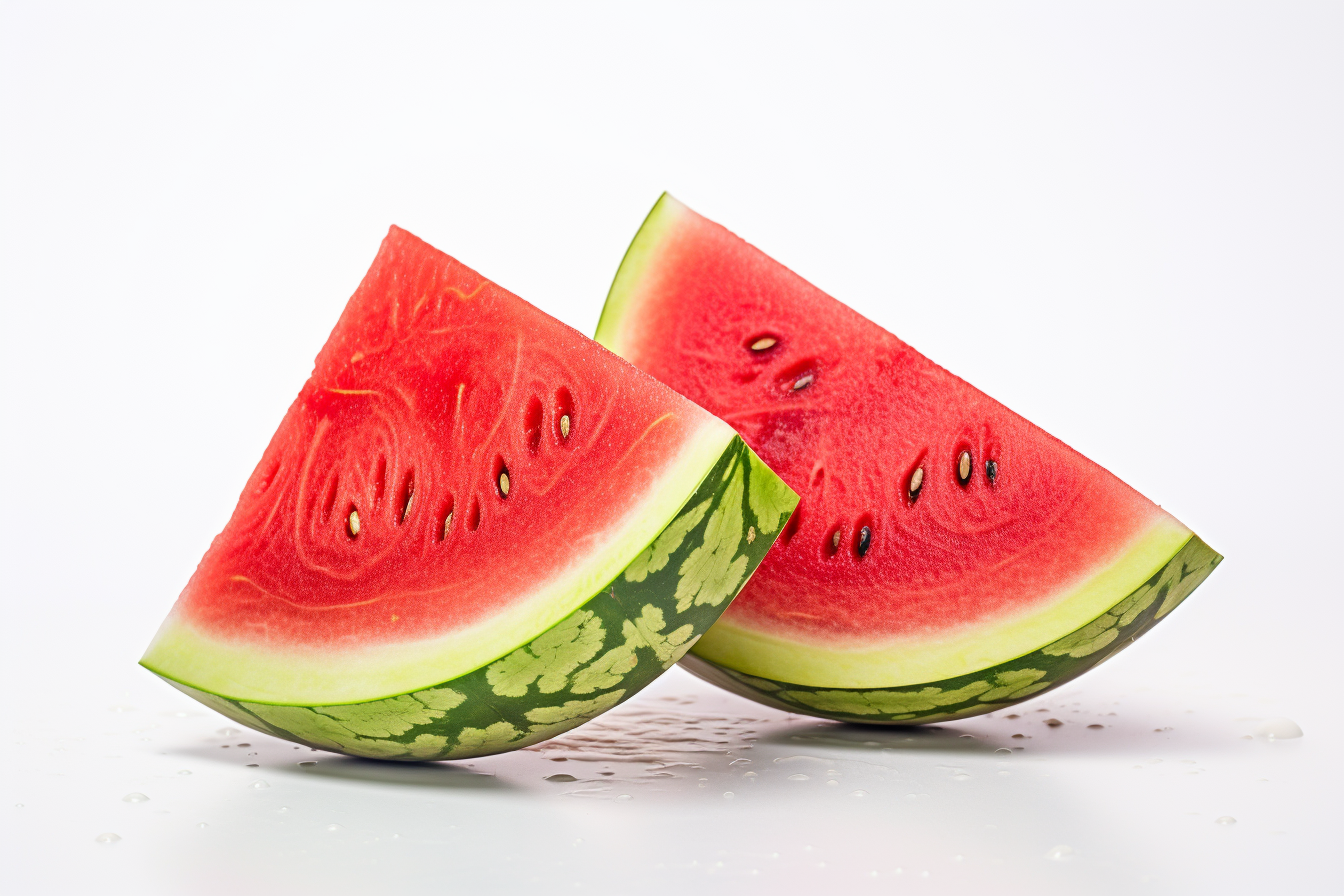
(596, 195, 1219, 722)
(141, 226, 797, 758)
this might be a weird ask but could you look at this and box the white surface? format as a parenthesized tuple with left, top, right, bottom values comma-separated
(1, 2, 1340, 894)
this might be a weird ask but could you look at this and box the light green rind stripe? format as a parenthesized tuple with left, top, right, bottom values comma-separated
(142, 415, 737, 705)
(691, 517, 1194, 688)
(680, 535, 1220, 725)
(158, 440, 798, 761)
(593, 193, 684, 357)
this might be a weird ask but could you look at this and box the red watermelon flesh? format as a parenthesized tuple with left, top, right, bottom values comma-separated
(142, 225, 757, 708)
(596, 195, 1218, 701)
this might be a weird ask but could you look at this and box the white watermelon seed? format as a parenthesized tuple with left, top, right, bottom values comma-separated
(347, 509, 360, 537)
(750, 337, 777, 351)
(832, 530, 841, 550)
(908, 466, 925, 501)
(958, 451, 972, 483)
(792, 373, 814, 391)
(560, 415, 571, 439)
(442, 511, 453, 539)
(499, 471, 510, 497)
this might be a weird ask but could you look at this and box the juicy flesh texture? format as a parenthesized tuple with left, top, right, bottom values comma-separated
(608, 199, 1169, 649)
(175, 227, 708, 650)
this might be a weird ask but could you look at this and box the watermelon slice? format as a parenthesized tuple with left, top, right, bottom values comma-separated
(595, 195, 1220, 725)
(141, 226, 797, 759)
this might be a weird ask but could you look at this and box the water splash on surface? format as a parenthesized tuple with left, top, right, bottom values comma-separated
(1256, 718, 1303, 740)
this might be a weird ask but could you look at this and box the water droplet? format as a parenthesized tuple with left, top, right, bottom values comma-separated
(851, 790, 867, 797)
(723, 792, 734, 799)
(14, 803, 23, 808)
(953, 774, 971, 781)
(216, 727, 241, 736)
(95, 832, 121, 844)
(196, 822, 208, 829)
(545, 774, 577, 783)
(1044, 718, 1063, 727)
(297, 760, 318, 768)
(573, 838, 584, 846)
(250, 780, 269, 790)
(825, 779, 838, 786)
(787, 774, 809, 781)
(615, 794, 633, 801)
(743, 771, 757, 778)
(1256, 718, 1303, 740)
(177, 770, 191, 776)
(122, 793, 148, 803)
(246, 764, 259, 768)
(1215, 816, 1237, 825)
(994, 748, 1012, 755)
(1046, 845, 1078, 862)
(729, 758, 751, 765)
(1088, 724, 1104, 729)
(277, 807, 289, 814)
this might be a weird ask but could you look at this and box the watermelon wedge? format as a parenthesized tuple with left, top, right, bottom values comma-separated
(595, 195, 1220, 725)
(141, 226, 797, 759)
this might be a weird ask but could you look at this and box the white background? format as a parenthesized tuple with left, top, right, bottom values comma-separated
(2, 2, 1340, 893)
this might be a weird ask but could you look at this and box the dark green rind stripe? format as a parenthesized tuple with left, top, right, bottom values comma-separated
(163, 437, 799, 760)
(679, 535, 1221, 725)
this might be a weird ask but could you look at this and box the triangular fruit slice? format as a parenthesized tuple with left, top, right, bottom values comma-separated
(595, 195, 1220, 725)
(142, 226, 797, 760)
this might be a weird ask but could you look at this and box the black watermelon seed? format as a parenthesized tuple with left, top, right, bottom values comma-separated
(986, 459, 998, 484)
(857, 526, 872, 557)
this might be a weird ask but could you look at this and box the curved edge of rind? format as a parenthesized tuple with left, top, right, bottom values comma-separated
(593, 192, 682, 356)
(154, 438, 799, 760)
(680, 536, 1220, 726)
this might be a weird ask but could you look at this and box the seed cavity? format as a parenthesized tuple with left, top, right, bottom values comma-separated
(560, 415, 571, 439)
(958, 450, 972, 484)
(856, 526, 872, 558)
(525, 396, 544, 453)
(750, 336, 777, 352)
(346, 508, 360, 538)
(439, 497, 455, 541)
(399, 471, 415, 523)
(986, 459, 998, 484)
(792, 373, 814, 391)
(908, 466, 925, 502)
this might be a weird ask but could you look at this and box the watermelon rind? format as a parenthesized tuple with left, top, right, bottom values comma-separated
(156, 437, 799, 760)
(680, 535, 1220, 724)
(688, 517, 1197, 688)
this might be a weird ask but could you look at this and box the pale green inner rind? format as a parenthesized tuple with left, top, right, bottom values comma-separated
(141, 418, 737, 705)
(593, 193, 684, 357)
(146, 439, 797, 761)
(692, 516, 1193, 688)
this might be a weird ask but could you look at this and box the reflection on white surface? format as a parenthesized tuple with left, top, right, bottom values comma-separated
(3, 661, 1327, 895)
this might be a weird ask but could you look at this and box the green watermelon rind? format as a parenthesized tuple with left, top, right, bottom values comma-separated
(163, 436, 799, 761)
(679, 535, 1221, 725)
